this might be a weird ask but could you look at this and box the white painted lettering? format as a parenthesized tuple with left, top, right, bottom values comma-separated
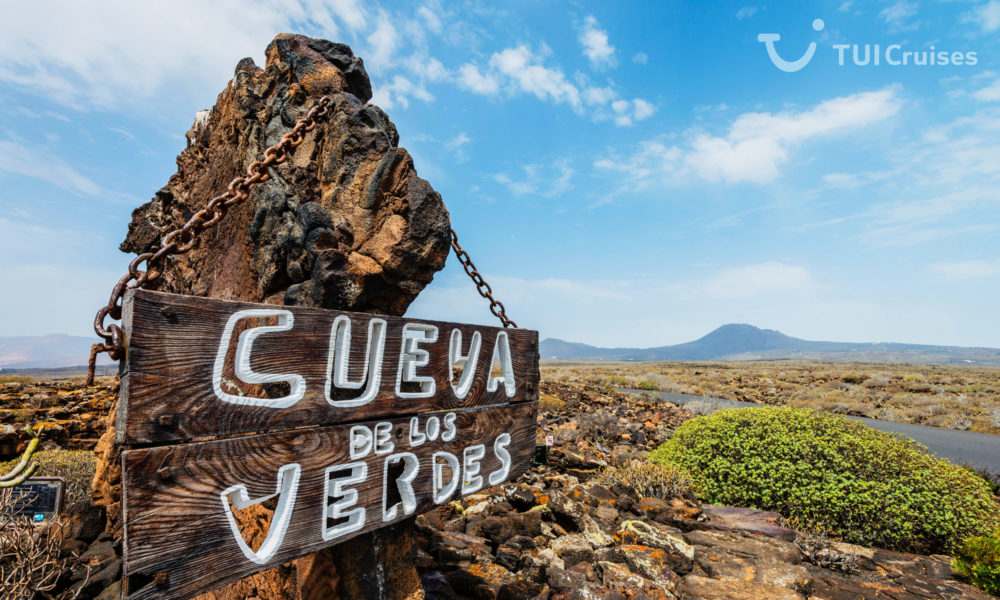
(488, 433, 512, 486)
(432, 451, 460, 504)
(396, 324, 439, 398)
(425, 415, 440, 441)
(462, 444, 485, 495)
(441, 412, 457, 442)
(409, 416, 426, 447)
(349, 425, 374, 460)
(323, 462, 367, 541)
(448, 329, 482, 399)
(220, 463, 300, 564)
(212, 310, 306, 408)
(383, 452, 419, 521)
(374, 422, 394, 455)
(325, 316, 387, 408)
(486, 332, 516, 397)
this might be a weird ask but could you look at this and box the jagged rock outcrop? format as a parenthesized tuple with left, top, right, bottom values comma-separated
(95, 33, 451, 600)
(120, 34, 450, 314)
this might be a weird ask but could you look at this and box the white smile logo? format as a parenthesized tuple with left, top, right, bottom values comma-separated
(758, 19, 825, 72)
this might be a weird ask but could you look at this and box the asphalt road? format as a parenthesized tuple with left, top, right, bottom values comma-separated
(619, 389, 1000, 476)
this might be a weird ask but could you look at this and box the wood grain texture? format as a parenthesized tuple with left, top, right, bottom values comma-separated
(118, 290, 539, 445)
(121, 402, 536, 600)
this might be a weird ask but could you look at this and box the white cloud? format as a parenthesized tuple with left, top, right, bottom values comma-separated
(598, 87, 900, 185)
(735, 6, 759, 19)
(962, 0, 1000, 33)
(609, 98, 655, 126)
(445, 132, 472, 163)
(330, 0, 367, 30)
(825, 105, 1000, 248)
(490, 46, 581, 109)
(578, 15, 617, 69)
(698, 262, 818, 299)
(416, 5, 443, 34)
(0, 140, 105, 196)
(879, 0, 920, 32)
(370, 75, 433, 109)
(457, 44, 646, 127)
(493, 159, 573, 197)
(404, 56, 448, 82)
(594, 140, 681, 180)
(584, 86, 616, 106)
(973, 78, 1000, 102)
(929, 260, 1000, 280)
(632, 52, 648, 65)
(822, 173, 862, 188)
(457, 63, 501, 95)
(633, 99, 656, 120)
(0, 0, 368, 110)
(446, 132, 471, 150)
(366, 12, 398, 69)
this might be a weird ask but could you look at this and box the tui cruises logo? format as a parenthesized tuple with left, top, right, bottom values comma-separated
(758, 19, 825, 72)
(757, 18, 978, 72)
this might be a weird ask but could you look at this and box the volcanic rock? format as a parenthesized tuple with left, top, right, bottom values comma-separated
(94, 33, 451, 600)
(120, 35, 450, 313)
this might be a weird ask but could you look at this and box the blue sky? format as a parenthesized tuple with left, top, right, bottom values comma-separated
(1, 0, 999, 348)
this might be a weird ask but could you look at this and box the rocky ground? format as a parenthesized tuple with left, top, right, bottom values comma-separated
(411, 381, 996, 600)
(0, 379, 112, 460)
(0, 378, 995, 599)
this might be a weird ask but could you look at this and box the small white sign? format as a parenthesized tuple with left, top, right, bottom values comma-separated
(545, 435, 554, 447)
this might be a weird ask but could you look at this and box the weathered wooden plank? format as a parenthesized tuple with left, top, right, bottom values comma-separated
(121, 402, 536, 600)
(118, 290, 539, 445)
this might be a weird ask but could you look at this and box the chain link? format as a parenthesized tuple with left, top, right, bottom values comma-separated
(450, 229, 518, 329)
(86, 96, 333, 384)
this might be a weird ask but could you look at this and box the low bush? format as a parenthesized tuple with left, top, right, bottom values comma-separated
(603, 374, 630, 387)
(596, 459, 693, 500)
(952, 536, 1000, 595)
(538, 394, 566, 412)
(635, 380, 659, 391)
(650, 407, 1000, 554)
(0, 450, 96, 512)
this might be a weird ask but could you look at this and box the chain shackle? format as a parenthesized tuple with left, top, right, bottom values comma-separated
(449, 229, 518, 329)
(87, 97, 333, 384)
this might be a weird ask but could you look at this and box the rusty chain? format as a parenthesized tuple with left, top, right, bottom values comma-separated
(86, 96, 333, 384)
(449, 229, 518, 329)
(86, 94, 517, 384)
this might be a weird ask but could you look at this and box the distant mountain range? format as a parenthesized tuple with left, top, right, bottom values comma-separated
(4, 326, 998, 370)
(0, 335, 115, 369)
(541, 324, 1000, 366)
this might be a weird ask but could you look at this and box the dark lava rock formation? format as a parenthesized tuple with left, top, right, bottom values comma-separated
(98, 34, 451, 600)
(120, 34, 450, 315)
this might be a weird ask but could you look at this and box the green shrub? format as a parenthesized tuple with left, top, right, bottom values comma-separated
(538, 394, 566, 411)
(603, 375, 630, 387)
(952, 536, 1000, 595)
(0, 450, 96, 512)
(635, 380, 659, 391)
(650, 407, 1000, 554)
(596, 459, 693, 500)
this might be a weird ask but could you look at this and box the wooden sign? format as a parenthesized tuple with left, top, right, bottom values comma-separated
(117, 290, 539, 600)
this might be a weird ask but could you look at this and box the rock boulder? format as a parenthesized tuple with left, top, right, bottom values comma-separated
(95, 33, 451, 600)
